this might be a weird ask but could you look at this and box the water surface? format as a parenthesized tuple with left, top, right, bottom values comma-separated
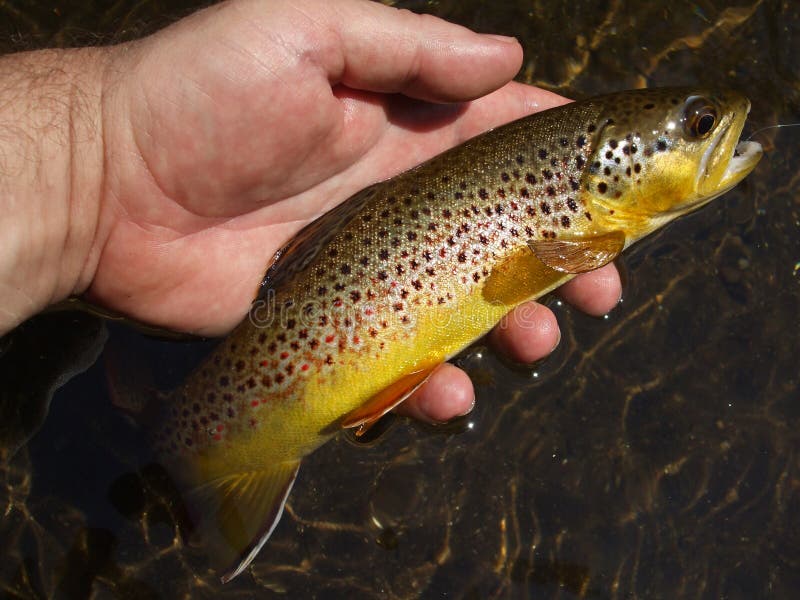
(1, 1, 798, 598)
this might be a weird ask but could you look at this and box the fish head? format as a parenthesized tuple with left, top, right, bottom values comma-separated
(583, 88, 762, 239)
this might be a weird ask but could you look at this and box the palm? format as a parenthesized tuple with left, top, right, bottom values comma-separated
(90, 2, 567, 336)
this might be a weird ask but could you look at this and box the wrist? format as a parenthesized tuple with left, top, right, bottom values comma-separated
(0, 47, 108, 334)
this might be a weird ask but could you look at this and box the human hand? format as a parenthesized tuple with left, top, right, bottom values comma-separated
(1, 0, 621, 422)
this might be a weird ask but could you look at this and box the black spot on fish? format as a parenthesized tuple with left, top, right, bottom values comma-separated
(561, 215, 571, 228)
(598, 182, 608, 194)
(538, 149, 548, 159)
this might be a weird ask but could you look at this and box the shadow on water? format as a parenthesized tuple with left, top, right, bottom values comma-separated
(1, 0, 799, 598)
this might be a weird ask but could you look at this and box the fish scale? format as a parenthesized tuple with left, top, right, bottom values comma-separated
(147, 88, 762, 582)
(158, 103, 600, 457)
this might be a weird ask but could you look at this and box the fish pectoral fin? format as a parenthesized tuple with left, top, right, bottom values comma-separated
(185, 461, 301, 584)
(527, 230, 625, 274)
(341, 364, 439, 436)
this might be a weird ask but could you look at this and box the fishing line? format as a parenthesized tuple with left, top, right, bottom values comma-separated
(744, 123, 800, 141)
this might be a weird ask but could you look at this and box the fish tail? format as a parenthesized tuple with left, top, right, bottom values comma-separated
(182, 459, 302, 583)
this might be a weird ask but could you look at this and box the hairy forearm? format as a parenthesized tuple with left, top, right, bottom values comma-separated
(0, 48, 106, 334)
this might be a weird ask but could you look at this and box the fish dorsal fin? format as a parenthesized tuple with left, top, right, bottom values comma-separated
(527, 230, 625, 274)
(256, 185, 379, 299)
(185, 461, 300, 583)
(341, 364, 439, 436)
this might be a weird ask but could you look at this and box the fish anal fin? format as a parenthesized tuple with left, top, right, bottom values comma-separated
(342, 364, 439, 436)
(527, 230, 625, 274)
(184, 461, 301, 583)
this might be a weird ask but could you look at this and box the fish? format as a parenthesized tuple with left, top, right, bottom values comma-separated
(148, 88, 762, 582)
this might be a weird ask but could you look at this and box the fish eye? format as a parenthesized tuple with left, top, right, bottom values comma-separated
(682, 96, 718, 139)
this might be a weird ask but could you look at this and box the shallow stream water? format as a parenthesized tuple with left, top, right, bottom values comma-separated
(1, 1, 798, 598)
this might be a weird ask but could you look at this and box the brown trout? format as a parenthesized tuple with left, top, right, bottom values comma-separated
(151, 88, 761, 581)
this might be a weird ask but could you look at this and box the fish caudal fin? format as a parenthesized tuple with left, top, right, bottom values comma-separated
(184, 461, 301, 583)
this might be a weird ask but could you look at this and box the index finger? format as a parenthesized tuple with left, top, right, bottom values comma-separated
(297, 0, 525, 102)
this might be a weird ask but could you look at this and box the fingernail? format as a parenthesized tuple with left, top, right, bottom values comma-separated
(457, 396, 476, 417)
(482, 33, 519, 44)
(551, 328, 562, 352)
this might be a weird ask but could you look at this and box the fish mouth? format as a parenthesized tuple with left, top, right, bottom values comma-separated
(691, 101, 762, 207)
(723, 139, 762, 182)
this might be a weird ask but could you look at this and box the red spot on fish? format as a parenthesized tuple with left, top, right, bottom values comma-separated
(325, 335, 335, 343)
(251, 400, 259, 407)
(216, 424, 224, 432)
(259, 360, 268, 367)
(213, 434, 222, 441)
(301, 363, 309, 371)
(353, 336, 361, 344)
(280, 351, 289, 359)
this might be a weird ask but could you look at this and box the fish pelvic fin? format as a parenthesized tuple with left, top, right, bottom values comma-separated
(341, 363, 439, 436)
(185, 460, 301, 584)
(527, 230, 625, 274)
